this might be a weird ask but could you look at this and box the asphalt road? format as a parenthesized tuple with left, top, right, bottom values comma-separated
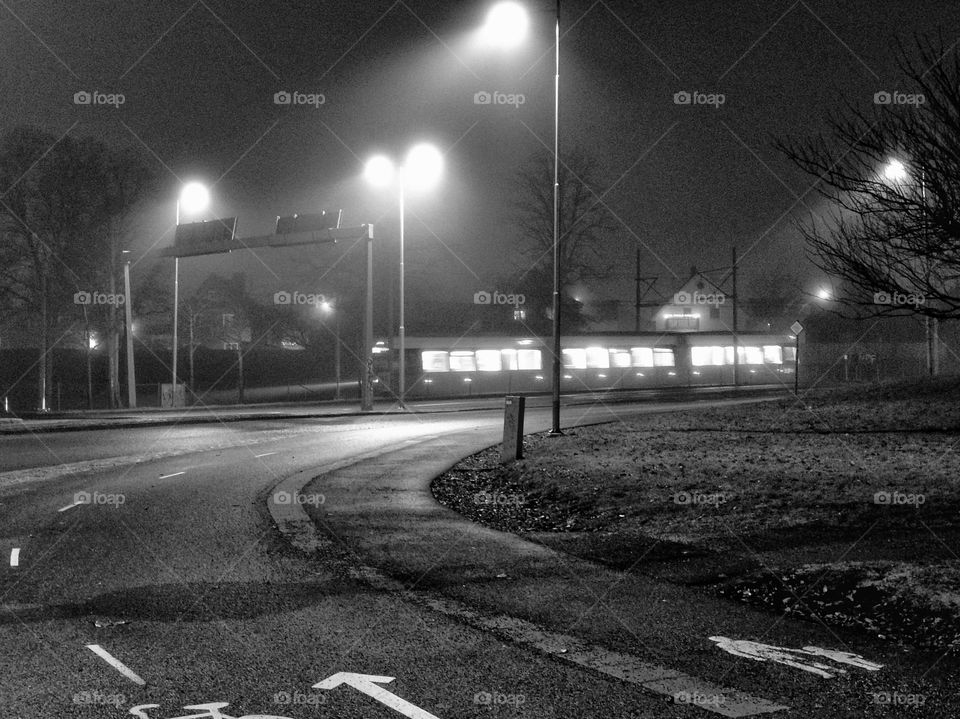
(0, 394, 937, 718)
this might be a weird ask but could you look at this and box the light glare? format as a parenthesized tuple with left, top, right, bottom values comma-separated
(483, 2, 529, 48)
(364, 155, 395, 188)
(883, 158, 908, 183)
(404, 143, 444, 190)
(179, 181, 210, 215)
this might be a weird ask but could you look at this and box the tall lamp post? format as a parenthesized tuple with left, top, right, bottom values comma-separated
(481, 1, 562, 434)
(319, 298, 342, 400)
(173, 182, 210, 403)
(364, 144, 444, 409)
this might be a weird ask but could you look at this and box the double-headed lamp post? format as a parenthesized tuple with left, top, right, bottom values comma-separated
(481, 1, 562, 434)
(364, 144, 444, 409)
(173, 182, 210, 399)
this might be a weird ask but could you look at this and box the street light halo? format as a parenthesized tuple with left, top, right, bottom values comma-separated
(883, 158, 908, 183)
(179, 181, 210, 216)
(482, 2, 529, 48)
(404, 143, 444, 190)
(364, 155, 396, 188)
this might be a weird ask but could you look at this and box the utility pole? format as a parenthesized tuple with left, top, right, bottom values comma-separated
(732, 246, 739, 387)
(635, 247, 641, 332)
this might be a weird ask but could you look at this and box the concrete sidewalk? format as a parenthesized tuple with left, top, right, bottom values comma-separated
(278, 420, 928, 718)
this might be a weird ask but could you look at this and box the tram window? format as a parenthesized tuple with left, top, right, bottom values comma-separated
(586, 346, 610, 369)
(738, 346, 763, 365)
(724, 346, 734, 365)
(421, 351, 449, 372)
(562, 348, 587, 369)
(783, 346, 797, 361)
(501, 348, 518, 370)
(476, 349, 502, 371)
(630, 347, 654, 367)
(449, 351, 477, 371)
(692, 346, 726, 366)
(763, 345, 783, 364)
(653, 348, 675, 367)
(517, 349, 542, 370)
(610, 349, 631, 368)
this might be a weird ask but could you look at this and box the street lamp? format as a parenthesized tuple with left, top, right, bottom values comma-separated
(173, 182, 210, 403)
(319, 298, 342, 400)
(481, 2, 562, 434)
(364, 143, 444, 409)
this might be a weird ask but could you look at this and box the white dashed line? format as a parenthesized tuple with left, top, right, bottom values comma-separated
(85, 644, 145, 685)
(158, 472, 185, 479)
(10, 548, 19, 567)
(254, 452, 276, 458)
(57, 500, 82, 512)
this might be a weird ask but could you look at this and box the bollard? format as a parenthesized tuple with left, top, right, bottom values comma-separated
(501, 395, 525, 463)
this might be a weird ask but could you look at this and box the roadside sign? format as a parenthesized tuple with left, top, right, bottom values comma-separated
(173, 217, 238, 257)
(790, 321, 803, 335)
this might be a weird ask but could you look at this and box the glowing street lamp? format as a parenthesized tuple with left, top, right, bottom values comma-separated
(363, 143, 444, 409)
(479, 1, 562, 434)
(173, 181, 210, 401)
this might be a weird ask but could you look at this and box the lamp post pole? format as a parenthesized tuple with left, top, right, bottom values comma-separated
(398, 180, 406, 409)
(123, 257, 137, 408)
(550, 0, 562, 435)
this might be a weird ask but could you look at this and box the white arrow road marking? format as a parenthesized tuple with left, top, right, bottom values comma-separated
(315, 673, 439, 719)
(709, 637, 882, 679)
(158, 471, 185, 479)
(85, 644, 146, 685)
(57, 500, 83, 512)
(9, 548, 19, 567)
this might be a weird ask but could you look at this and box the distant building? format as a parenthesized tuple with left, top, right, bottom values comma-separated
(655, 272, 735, 332)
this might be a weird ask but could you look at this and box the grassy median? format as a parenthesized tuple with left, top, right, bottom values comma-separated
(432, 379, 960, 649)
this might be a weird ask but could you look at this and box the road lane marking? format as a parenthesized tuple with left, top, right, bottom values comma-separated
(316, 673, 440, 719)
(85, 644, 145, 685)
(254, 452, 276, 458)
(9, 548, 19, 567)
(709, 637, 882, 679)
(58, 500, 82, 512)
(158, 471, 185, 479)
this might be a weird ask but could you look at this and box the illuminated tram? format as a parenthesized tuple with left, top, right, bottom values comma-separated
(370, 332, 796, 399)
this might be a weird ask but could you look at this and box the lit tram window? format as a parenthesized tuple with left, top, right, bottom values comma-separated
(653, 348, 675, 367)
(610, 349, 631, 368)
(501, 348, 518, 370)
(476, 349, 502, 371)
(692, 346, 725, 366)
(724, 346, 734, 365)
(630, 347, 654, 367)
(562, 348, 587, 369)
(585, 346, 609, 368)
(449, 351, 477, 372)
(421, 351, 449, 372)
(517, 349, 542, 370)
(763, 345, 783, 364)
(738, 346, 763, 365)
(783, 346, 797, 362)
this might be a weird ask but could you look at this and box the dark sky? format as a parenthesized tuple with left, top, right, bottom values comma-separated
(3, 0, 959, 315)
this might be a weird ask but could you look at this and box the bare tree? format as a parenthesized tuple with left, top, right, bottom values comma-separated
(776, 36, 960, 320)
(511, 148, 616, 331)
